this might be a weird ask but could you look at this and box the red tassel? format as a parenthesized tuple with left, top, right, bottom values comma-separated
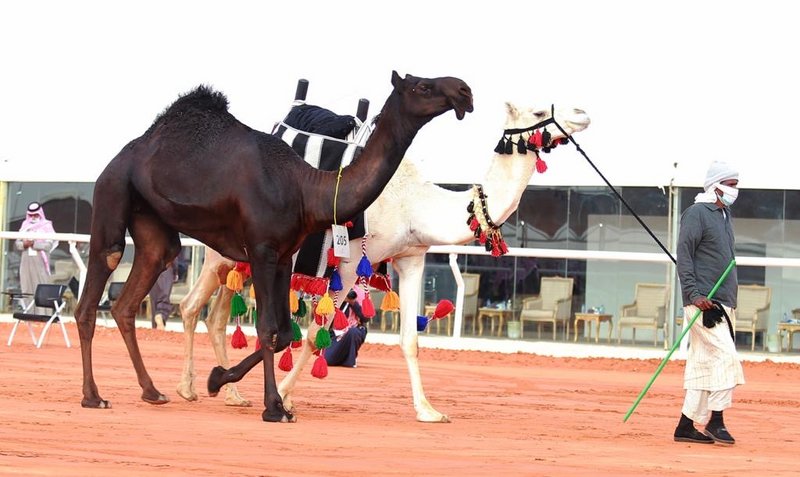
(278, 347, 293, 371)
(535, 156, 548, 173)
(478, 231, 487, 244)
(433, 299, 454, 319)
(491, 237, 502, 257)
(314, 313, 324, 326)
(291, 339, 303, 348)
(234, 261, 251, 279)
(528, 129, 543, 148)
(344, 221, 353, 228)
(333, 308, 348, 330)
(500, 240, 509, 255)
(326, 247, 340, 268)
(361, 296, 375, 318)
(469, 217, 479, 231)
(311, 355, 328, 379)
(231, 325, 248, 349)
(255, 338, 261, 351)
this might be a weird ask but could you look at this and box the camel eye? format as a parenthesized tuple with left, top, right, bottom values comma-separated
(415, 83, 431, 96)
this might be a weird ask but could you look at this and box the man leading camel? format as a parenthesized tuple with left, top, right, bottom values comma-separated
(673, 160, 744, 445)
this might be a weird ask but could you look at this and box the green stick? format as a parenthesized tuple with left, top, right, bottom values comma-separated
(623, 259, 736, 422)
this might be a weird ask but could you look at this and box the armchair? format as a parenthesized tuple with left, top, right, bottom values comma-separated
(617, 283, 667, 346)
(519, 276, 574, 340)
(735, 284, 771, 351)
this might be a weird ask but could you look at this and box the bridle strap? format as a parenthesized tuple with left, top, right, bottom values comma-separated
(501, 104, 557, 136)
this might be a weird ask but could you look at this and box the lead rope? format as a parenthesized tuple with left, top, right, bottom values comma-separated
(550, 115, 677, 265)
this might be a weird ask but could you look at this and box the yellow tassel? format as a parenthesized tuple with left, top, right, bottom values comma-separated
(249, 284, 256, 300)
(381, 290, 400, 311)
(316, 292, 334, 315)
(289, 290, 299, 313)
(226, 270, 244, 292)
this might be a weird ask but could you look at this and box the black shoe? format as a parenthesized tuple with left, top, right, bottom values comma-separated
(674, 426, 714, 444)
(704, 424, 735, 445)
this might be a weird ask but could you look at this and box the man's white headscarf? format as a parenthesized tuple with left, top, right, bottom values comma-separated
(696, 161, 739, 203)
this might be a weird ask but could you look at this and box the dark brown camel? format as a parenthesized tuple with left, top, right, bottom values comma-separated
(73, 71, 473, 422)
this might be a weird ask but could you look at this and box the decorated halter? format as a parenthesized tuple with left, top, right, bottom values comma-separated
(493, 104, 570, 174)
(473, 105, 570, 257)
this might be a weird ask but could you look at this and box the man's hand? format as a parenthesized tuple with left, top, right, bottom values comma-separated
(692, 296, 714, 311)
(23, 239, 33, 248)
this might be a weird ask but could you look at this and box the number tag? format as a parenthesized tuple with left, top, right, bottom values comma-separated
(332, 224, 350, 258)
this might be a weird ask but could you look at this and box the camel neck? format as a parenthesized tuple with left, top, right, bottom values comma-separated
(479, 151, 536, 224)
(305, 95, 427, 230)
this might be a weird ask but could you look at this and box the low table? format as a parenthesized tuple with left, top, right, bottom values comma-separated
(573, 313, 613, 343)
(778, 322, 800, 352)
(477, 308, 514, 337)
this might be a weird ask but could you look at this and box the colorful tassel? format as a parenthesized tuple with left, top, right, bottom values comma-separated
(361, 296, 375, 318)
(311, 354, 328, 379)
(278, 347, 293, 371)
(326, 247, 340, 268)
(231, 323, 247, 349)
(225, 269, 244, 292)
(333, 308, 348, 330)
(314, 313, 324, 326)
(291, 319, 302, 341)
(535, 155, 548, 173)
(230, 293, 247, 317)
(249, 284, 256, 299)
(291, 339, 303, 348)
(316, 292, 334, 315)
(314, 327, 331, 349)
(380, 290, 400, 311)
(289, 290, 299, 313)
(416, 315, 429, 332)
(255, 338, 261, 351)
(294, 298, 307, 318)
(433, 299, 455, 319)
(329, 269, 343, 291)
(356, 255, 373, 278)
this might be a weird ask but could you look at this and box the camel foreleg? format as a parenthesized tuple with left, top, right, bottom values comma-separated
(394, 254, 450, 423)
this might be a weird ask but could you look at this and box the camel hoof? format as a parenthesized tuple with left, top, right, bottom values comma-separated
(262, 409, 296, 423)
(224, 398, 252, 407)
(143, 393, 170, 405)
(176, 387, 198, 402)
(81, 398, 112, 409)
(207, 366, 226, 397)
(418, 413, 450, 423)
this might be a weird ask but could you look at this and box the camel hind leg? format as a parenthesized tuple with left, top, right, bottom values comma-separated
(114, 208, 181, 405)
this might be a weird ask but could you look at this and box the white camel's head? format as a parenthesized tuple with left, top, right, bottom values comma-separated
(504, 102, 591, 147)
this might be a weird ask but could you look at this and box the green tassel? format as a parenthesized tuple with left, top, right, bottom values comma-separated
(291, 319, 302, 341)
(230, 293, 247, 316)
(295, 298, 307, 318)
(314, 328, 331, 349)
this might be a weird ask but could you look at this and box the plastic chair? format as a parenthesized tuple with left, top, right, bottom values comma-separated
(7, 284, 70, 348)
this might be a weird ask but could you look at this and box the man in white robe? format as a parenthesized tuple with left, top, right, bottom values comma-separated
(674, 161, 745, 445)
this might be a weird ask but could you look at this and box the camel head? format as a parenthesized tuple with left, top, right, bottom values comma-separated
(503, 103, 591, 151)
(390, 71, 474, 121)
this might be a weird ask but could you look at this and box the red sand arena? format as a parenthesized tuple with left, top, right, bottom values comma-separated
(2, 322, 799, 476)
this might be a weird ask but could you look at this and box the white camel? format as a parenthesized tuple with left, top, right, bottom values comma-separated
(177, 102, 590, 419)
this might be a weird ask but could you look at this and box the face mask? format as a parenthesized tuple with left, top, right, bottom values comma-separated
(715, 183, 739, 207)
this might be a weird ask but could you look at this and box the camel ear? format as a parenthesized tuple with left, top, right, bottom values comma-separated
(391, 70, 402, 88)
(505, 102, 519, 120)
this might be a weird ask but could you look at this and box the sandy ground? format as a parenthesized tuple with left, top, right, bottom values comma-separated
(1, 322, 799, 477)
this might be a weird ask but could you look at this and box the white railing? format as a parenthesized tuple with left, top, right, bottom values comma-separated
(4, 231, 800, 343)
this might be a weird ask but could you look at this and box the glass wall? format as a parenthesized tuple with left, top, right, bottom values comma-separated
(4, 181, 800, 350)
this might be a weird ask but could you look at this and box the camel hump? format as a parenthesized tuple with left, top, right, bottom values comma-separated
(147, 85, 231, 132)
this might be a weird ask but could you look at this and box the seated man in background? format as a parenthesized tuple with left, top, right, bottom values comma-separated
(324, 289, 368, 367)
